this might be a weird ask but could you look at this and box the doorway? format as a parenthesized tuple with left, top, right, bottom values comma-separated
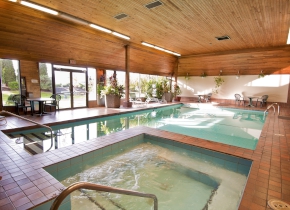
(52, 67, 87, 109)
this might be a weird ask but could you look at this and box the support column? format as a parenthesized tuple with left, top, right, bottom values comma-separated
(122, 45, 132, 108)
(174, 58, 179, 83)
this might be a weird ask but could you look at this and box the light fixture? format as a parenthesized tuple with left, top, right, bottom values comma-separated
(60, 13, 88, 25)
(112, 32, 130, 40)
(141, 42, 181, 56)
(9, 0, 17, 2)
(20, 1, 58, 15)
(287, 28, 290, 44)
(89, 24, 112, 33)
(236, 71, 240, 79)
(141, 42, 155, 48)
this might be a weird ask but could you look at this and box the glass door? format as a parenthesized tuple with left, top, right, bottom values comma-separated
(72, 72, 86, 108)
(53, 68, 87, 109)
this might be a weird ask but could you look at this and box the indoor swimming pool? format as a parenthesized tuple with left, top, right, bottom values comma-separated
(44, 135, 252, 210)
(7, 104, 266, 155)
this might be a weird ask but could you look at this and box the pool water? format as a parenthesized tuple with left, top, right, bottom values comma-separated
(7, 104, 266, 154)
(60, 141, 249, 210)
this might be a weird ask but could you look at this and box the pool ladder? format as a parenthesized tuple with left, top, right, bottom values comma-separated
(50, 182, 158, 210)
(264, 103, 280, 116)
(1, 110, 54, 152)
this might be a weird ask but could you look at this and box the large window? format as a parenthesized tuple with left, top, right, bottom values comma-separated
(0, 59, 20, 106)
(106, 70, 125, 98)
(39, 63, 52, 97)
(88, 68, 96, 101)
(129, 73, 166, 98)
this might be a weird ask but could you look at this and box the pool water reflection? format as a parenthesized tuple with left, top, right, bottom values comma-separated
(7, 105, 266, 154)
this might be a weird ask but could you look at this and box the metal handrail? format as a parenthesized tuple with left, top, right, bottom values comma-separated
(264, 103, 280, 115)
(1, 110, 54, 152)
(50, 182, 158, 210)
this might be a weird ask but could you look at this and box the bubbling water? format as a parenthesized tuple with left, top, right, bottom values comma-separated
(62, 143, 248, 210)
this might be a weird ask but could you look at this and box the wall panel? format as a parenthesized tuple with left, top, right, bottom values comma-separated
(20, 61, 41, 98)
(179, 46, 290, 76)
(177, 75, 289, 103)
(0, 1, 175, 76)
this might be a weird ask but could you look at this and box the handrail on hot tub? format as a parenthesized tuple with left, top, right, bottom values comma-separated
(264, 103, 280, 115)
(1, 110, 54, 152)
(50, 182, 158, 210)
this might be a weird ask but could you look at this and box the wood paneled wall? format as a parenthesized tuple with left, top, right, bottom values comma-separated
(20, 61, 41, 98)
(0, 1, 176, 76)
(129, 46, 177, 76)
(179, 46, 290, 76)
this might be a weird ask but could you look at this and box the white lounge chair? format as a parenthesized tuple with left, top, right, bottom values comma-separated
(133, 98, 151, 108)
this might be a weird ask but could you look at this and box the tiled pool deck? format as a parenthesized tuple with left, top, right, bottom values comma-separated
(0, 102, 289, 209)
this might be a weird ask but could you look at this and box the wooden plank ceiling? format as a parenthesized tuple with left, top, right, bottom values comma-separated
(28, 0, 290, 56)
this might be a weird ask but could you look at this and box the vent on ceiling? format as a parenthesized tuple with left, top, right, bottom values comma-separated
(114, 13, 128, 20)
(215, 35, 231, 41)
(145, 0, 163, 9)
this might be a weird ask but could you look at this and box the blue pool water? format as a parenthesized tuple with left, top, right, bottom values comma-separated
(8, 104, 266, 154)
(42, 135, 252, 210)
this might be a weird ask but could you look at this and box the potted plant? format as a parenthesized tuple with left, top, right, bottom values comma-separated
(97, 83, 105, 106)
(160, 78, 173, 102)
(101, 74, 124, 108)
(173, 84, 182, 101)
(145, 79, 162, 100)
(200, 72, 207, 78)
(258, 70, 265, 78)
(212, 76, 225, 94)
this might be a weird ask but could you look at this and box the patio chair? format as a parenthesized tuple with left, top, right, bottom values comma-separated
(204, 93, 212, 103)
(234, 94, 245, 106)
(12, 94, 33, 115)
(132, 97, 151, 108)
(129, 93, 137, 102)
(44, 94, 61, 112)
(256, 95, 268, 107)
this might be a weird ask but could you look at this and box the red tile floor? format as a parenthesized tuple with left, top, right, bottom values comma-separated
(0, 102, 289, 209)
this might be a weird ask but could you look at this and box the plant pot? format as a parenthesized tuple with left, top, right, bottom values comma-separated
(97, 95, 105, 106)
(105, 94, 120, 108)
(139, 97, 146, 102)
(164, 93, 173, 102)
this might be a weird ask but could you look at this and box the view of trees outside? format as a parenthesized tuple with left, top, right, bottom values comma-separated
(0, 59, 20, 105)
(88, 68, 96, 101)
(106, 70, 126, 98)
(129, 73, 165, 98)
(39, 63, 52, 98)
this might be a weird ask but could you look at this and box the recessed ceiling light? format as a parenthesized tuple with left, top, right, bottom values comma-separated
(112, 32, 130, 40)
(89, 24, 112, 33)
(141, 42, 181, 56)
(141, 42, 155, 48)
(20, 1, 58, 15)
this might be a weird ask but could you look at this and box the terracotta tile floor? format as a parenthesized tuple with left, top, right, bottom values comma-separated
(0, 102, 289, 209)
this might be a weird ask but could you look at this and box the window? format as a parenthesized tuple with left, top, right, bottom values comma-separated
(0, 59, 20, 106)
(129, 73, 167, 98)
(88, 68, 96, 101)
(106, 70, 126, 98)
(39, 63, 52, 97)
